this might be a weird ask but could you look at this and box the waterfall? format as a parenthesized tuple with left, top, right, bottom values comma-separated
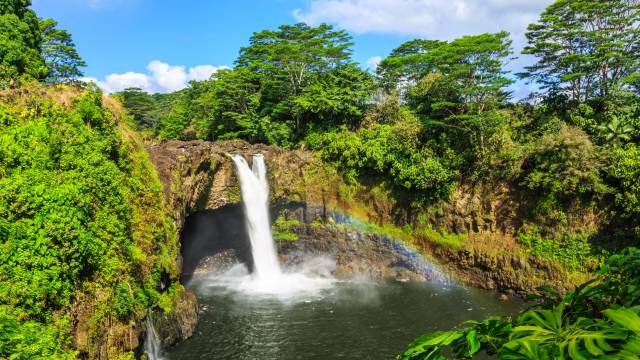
(144, 315, 164, 360)
(231, 154, 282, 280)
(200, 153, 334, 298)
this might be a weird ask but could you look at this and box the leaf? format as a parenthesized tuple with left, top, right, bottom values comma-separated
(603, 308, 640, 336)
(398, 331, 463, 360)
(466, 330, 481, 354)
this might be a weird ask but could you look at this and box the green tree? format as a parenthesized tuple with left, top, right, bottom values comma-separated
(0, 0, 47, 82)
(400, 32, 514, 175)
(118, 87, 159, 130)
(158, 101, 189, 140)
(154, 23, 374, 145)
(40, 18, 86, 83)
(521, 0, 640, 101)
(237, 23, 352, 97)
(207, 68, 262, 141)
(236, 23, 362, 135)
(428, 32, 514, 113)
(520, 125, 607, 218)
(379, 32, 513, 109)
(292, 63, 375, 130)
(609, 144, 640, 230)
(376, 39, 445, 89)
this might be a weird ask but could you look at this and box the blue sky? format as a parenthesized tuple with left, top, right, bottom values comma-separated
(32, 0, 553, 95)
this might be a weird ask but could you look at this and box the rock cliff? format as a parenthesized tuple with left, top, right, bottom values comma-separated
(146, 140, 575, 301)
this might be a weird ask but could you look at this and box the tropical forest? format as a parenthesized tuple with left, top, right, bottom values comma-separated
(1, 0, 640, 359)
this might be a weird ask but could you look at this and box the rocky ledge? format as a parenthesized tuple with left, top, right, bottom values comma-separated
(150, 290, 199, 347)
(146, 140, 574, 304)
(186, 214, 449, 284)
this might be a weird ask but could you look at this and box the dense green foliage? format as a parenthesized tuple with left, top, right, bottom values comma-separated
(400, 248, 640, 359)
(0, 86, 179, 358)
(319, 121, 456, 202)
(517, 232, 600, 273)
(521, 0, 640, 101)
(0, 0, 84, 84)
(124, 23, 375, 146)
(519, 125, 608, 221)
(116, 87, 160, 130)
(40, 18, 86, 83)
(0, 0, 46, 82)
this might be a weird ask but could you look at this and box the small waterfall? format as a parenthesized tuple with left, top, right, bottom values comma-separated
(144, 315, 164, 360)
(231, 154, 282, 280)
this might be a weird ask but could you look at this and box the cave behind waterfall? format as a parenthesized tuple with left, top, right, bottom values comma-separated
(180, 204, 253, 282)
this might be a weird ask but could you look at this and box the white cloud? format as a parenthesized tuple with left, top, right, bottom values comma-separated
(83, 61, 229, 94)
(105, 72, 151, 92)
(187, 65, 224, 82)
(366, 56, 382, 71)
(293, 0, 553, 49)
(293, 0, 554, 98)
(147, 61, 188, 92)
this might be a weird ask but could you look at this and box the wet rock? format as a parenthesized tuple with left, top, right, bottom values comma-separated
(189, 249, 243, 277)
(154, 289, 199, 347)
(276, 221, 449, 283)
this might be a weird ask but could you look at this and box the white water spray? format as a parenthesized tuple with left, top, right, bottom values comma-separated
(144, 315, 164, 360)
(198, 154, 336, 298)
(231, 154, 282, 279)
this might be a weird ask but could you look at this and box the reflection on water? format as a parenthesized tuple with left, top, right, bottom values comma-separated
(168, 280, 521, 359)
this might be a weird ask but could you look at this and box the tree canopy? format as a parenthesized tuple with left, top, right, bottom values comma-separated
(0, 1, 84, 84)
(0, 0, 46, 81)
(40, 18, 86, 83)
(521, 0, 640, 101)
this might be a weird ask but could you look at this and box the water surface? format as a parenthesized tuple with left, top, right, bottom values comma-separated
(168, 280, 520, 359)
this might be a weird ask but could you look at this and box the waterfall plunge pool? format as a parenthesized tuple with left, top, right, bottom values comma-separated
(168, 279, 520, 359)
(167, 154, 520, 359)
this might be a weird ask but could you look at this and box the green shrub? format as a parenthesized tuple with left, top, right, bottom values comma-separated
(517, 233, 600, 273)
(415, 226, 466, 249)
(0, 87, 179, 357)
(520, 125, 608, 218)
(320, 124, 456, 202)
(272, 216, 301, 241)
(0, 306, 77, 359)
(399, 248, 640, 360)
(273, 231, 299, 241)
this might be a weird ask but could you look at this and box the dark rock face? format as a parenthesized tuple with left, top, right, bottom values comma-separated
(151, 289, 199, 347)
(179, 205, 253, 281)
(183, 205, 449, 284)
(278, 223, 449, 283)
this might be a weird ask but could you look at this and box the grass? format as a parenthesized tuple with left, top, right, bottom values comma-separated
(272, 215, 301, 241)
(273, 231, 299, 241)
(414, 225, 467, 249)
